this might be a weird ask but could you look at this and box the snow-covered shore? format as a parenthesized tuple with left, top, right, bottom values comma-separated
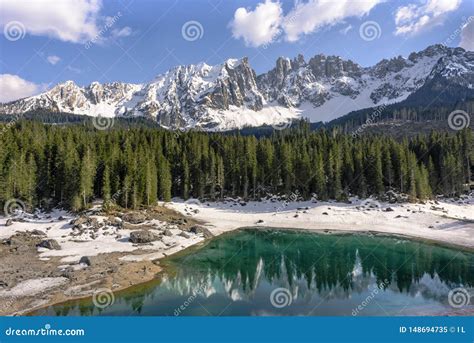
(169, 197, 474, 250)
(0, 197, 472, 315)
(0, 207, 205, 315)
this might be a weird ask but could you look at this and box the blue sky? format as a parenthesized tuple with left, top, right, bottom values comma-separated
(0, 0, 473, 102)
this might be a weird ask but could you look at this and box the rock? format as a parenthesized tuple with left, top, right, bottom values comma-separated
(129, 230, 160, 243)
(71, 216, 88, 226)
(322, 212, 329, 215)
(30, 229, 46, 236)
(256, 219, 264, 224)
(37, 239, 61, 250)
(294, 214, 299, 218)
(164, 229, 173, 236)
(60, 267, 75, 279)
(384, 207, 394, 212)
(58, 216, 65, 220)
(122, 212, 147, 224)
(179, 232, 191, 239)
(7, 232, 41, 247)
(111, 217, 123, 227)
(0, 280, 8, 288)
(189, 225, 213, 238)
(5, 219, 13, 226)
(79, 256, 92, 266)
(89, 217, 100, 229)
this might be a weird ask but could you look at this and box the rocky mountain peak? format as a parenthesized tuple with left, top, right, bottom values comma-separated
(1, 45, 472, 130)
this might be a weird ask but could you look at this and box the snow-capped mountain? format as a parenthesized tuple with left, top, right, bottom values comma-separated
(1, 44, 472, 131)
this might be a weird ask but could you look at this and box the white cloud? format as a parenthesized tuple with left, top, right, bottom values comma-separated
(230, 0, 283, 47)
(283, 0, 382, 42)
(230, 0, 382, 47)
(394, 0, 462, 36)
(459, 18, 474, 51)
(46, 55, 61, 65)
(111, 26, 132, 39)
(0, 0, 102, 43)
(0, 74, 44, 103)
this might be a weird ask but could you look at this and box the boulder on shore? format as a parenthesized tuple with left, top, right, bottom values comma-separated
(79, 256, 92, 266)
(189, 225, 213, 238)
(129, 230, 160, 243)
(30, 229, 46, 236)
(37, 239, 61, 250)
(122, 212, 147, 224)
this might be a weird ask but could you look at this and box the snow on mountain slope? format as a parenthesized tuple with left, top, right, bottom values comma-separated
(0, 45, 472, 131)
(257, 45, 471, 122)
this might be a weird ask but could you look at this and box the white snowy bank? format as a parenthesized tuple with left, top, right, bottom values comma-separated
(168, 197, 474, 250)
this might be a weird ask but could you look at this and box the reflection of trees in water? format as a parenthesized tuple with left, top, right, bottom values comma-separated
(47, 230, 474, 315)
(168, 230, 474, 298)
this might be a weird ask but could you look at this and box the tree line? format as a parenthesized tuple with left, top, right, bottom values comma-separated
(0, 121, 472, 212)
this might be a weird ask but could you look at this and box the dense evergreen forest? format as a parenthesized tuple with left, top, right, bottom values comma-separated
(0, 121, 472, 212)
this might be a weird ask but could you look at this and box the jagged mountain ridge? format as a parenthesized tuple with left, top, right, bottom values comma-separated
(1, 44, 472, 131)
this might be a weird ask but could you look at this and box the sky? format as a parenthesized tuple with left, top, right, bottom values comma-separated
(0, 0, 473, 102)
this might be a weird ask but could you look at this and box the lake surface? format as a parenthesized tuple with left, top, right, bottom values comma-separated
(36, 229, 474, 316)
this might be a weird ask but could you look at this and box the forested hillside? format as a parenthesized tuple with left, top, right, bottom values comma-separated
(0, 121, 472, 212)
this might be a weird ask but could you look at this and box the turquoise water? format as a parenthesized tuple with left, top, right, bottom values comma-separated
(36, 229, 474, 316)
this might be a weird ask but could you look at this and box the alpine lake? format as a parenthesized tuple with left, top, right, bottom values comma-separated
(34, 228, 474, 316)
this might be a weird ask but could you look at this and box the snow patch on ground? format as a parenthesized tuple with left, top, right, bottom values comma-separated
(168, 197, 474, 249)
(0, 277, 68, 297)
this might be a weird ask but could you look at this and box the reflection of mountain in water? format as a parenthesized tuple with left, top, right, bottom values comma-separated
(163, 229, 474, 302)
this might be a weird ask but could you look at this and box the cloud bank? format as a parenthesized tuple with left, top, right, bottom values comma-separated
(230, 0, 382, 47)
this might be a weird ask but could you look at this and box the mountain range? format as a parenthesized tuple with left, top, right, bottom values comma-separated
(1, 44, 472, 131)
